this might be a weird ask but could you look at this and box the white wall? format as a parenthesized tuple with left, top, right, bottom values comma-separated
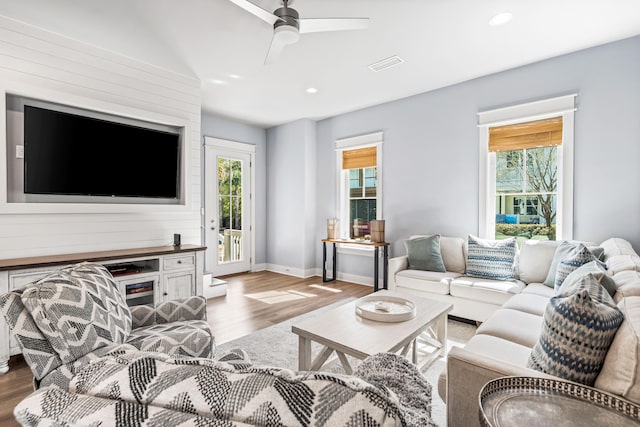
(200, 114, 267, 265)
(312, 35, 640, 277)
(0, 17, 202, 259)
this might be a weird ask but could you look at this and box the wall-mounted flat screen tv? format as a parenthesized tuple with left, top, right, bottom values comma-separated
(23, 105, 180, 199)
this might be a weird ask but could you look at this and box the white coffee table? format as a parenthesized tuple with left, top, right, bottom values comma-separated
(291, 290, 453, 373)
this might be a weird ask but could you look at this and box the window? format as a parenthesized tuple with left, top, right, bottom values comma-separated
(478, 95, 576, 242)
(336, 132, 383, 241)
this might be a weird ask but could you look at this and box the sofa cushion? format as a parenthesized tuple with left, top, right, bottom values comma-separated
(39, 343, 139, 390)
(404, 235, 446, 272)
(125, 319, 214, 358)
(501, 293, 550, 317)
(611, 270, 640, 303)
(450, 277, 525, 306)
(20, 264, 132, 364)
(553, 244, 601, 289)
(440, 236, 467, 274)
(476, 308, 543, 348)
(395, 269, 460, 295)
(517, 240, 561, 284)
(527, 273, 624, 386)
(600, 237, 638, 259)
(521, 282, 555, 298)
(595, 297, 640, 405)
(543, 241, 603, 287)
(556, 260, 616, 297)
(607, 254, 640, 275)
(409, 235, 466, 274)
(0, 289, 63, 381)
(456, 334, 534, 368)
(465, 235, 517, 280)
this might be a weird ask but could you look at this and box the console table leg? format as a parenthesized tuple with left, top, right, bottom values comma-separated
(332, 243, 337, 281)
(322, 242, 328, 282)
(374, 247, 379, 291)
(383, 245, 389, 290)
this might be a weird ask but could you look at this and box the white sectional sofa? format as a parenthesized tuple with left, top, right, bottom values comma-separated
(388, 235, 570, 322)
(390, 235, 640, 427)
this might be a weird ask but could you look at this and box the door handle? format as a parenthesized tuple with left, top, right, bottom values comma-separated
(211, 227, 216, 230)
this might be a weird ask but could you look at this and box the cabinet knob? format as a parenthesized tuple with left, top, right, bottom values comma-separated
(163, 292, 168, 296)
(177, 260, 182, 264)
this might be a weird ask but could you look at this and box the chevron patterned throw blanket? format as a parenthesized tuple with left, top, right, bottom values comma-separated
(14, 350, 429, 426)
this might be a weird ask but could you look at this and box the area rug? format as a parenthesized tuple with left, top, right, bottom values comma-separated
(216, 300, 477, 427)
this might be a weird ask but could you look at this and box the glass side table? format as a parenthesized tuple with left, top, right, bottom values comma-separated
(479, 376, 640, 427)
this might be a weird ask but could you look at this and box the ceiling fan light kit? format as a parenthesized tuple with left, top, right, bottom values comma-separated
(229, 0, 370, 64)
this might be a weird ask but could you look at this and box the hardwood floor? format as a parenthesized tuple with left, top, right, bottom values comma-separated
(0, 271, 371, 426)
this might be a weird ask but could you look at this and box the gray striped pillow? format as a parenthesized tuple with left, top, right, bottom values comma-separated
(465, 235, 517, 280)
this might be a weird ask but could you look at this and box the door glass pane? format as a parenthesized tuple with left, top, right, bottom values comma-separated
(218, 158, 230, 195)
(218, 156, 244, 264)
(231, 160, 242, 196)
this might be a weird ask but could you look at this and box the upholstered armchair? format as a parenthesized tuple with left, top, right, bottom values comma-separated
(0, 262, 214, 389)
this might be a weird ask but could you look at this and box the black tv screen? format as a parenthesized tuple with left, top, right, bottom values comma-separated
(24, 105, 180, 199)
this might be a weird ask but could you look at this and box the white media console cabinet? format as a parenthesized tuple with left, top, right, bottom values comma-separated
(0, 244, 206, 374)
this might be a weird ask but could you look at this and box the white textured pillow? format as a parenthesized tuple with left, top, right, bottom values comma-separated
(518, 240, 562, 284)
(595, 297, 640, 404)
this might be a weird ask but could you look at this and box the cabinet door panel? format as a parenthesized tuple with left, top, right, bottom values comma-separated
(163, 271, 195, 301)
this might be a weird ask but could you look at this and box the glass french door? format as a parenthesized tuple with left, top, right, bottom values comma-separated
(204, 144, 251, 276)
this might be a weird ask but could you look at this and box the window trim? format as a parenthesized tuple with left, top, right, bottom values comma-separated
(335, 132, 383, 254)
(478, 95, 576, 240)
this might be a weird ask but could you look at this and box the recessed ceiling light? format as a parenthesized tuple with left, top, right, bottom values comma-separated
(229, 74, 241, 79)
(210, 79, 227, 85)
(306, 87, 318, 94)
(489, 12, 512, 26)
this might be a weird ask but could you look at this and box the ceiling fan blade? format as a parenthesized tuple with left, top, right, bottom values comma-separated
(264, 32, 287, 65)
(227, 0, 279, 25)
(299, 18, 369, 34)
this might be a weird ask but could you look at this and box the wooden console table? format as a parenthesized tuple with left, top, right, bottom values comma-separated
(321, 239, 390, 291)
(0, 245, 206, 374)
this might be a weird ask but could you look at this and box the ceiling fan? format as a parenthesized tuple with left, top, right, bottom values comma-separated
(228, 0, 369, 64)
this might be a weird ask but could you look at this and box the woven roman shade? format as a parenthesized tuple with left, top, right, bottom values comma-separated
(489, 116, 563, 152)
(342, 146, 376, 169)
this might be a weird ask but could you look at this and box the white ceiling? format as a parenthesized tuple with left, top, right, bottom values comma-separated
(1, 0, 639, 127)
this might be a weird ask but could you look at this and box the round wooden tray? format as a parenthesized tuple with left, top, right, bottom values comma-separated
(479, 376, 640, 427)
(355, 295, 416, 322)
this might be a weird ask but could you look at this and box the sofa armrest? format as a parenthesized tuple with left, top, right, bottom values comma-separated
(444, 346, 553, 427)
(130, 296, 208, 328)
(387, 255, 408, 291)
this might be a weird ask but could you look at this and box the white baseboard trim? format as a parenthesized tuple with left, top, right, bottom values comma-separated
(252, 263, 267, 272)
(266, 264, 316, 278)
(311, 267, 373, 287)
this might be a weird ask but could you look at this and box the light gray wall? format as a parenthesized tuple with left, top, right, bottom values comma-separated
(266, 119, 317, 273)
(315, 35, 640, 276)
(201, 114, 267, 265)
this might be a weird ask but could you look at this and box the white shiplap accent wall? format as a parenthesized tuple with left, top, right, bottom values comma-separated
(0, 16, 202, 259)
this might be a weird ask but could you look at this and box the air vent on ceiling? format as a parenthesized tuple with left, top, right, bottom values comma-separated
(368, 55, 404, 72)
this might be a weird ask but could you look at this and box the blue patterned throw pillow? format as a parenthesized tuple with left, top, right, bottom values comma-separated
(527, 272, 624, 386)
(465, 235, 517, 280)
(554, 243, 601, 290)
